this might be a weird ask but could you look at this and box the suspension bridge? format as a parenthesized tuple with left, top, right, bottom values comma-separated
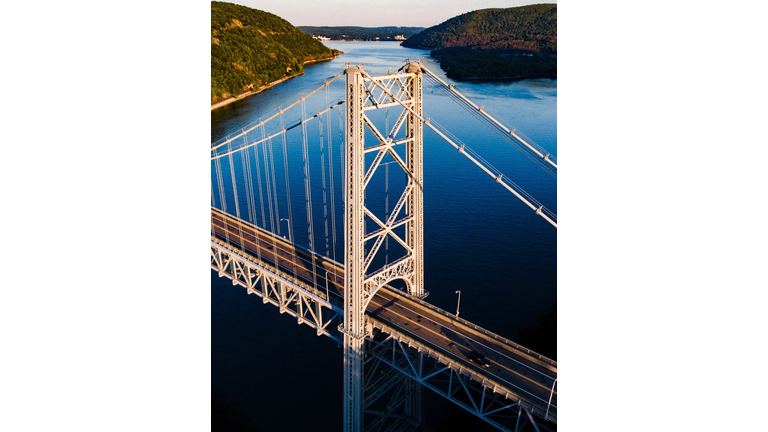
(211, 60, 557, 432)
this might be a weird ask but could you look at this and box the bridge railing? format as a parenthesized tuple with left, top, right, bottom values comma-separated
(383, 286, 557, 368)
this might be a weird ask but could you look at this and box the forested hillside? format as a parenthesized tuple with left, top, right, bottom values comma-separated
(402, 4, 556, 81)
(211, 2, 339, 104)
(402, 4, 556, 53)
(298, 26, 424, 41)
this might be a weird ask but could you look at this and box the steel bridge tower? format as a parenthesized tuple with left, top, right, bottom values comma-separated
(343, 62, 425, 432)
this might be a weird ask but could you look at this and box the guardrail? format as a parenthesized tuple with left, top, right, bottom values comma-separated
(384, 287, 557, 368)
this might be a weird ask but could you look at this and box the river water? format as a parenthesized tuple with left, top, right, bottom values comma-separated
(211, 41, 556, 431)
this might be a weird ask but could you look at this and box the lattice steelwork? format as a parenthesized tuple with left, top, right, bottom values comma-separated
(342, 62, 426, 432)
(211, 236, 342, 340)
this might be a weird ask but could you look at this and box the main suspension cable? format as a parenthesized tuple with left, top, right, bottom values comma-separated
(424, 73, 556, 178)
(360, 68, 557, 228)
(211, 100, 345, 161)
(420, 66, 557, 170)
(211, 70, 346, 152)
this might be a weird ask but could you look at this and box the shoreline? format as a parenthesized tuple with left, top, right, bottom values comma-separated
(211, 53, 341, 111)
(211, 74, 297, 111)
(320, 39, 404, 42)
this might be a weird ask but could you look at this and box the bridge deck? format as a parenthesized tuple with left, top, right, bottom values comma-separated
(211, 208, 557, 417)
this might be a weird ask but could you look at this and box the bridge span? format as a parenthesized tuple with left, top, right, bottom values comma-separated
(212, 207, 557, 428)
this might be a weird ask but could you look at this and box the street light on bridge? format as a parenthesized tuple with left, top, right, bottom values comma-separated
(325, 269, 331, 300)
(455, 290, 461, 318)
(280, 218, 291, 243)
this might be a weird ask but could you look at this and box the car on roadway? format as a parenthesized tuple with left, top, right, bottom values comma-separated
(466, 351, 491, 368)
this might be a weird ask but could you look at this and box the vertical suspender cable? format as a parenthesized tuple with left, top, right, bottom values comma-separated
(320, 117, 330, 259)
(210, 178, 216, 255)
(262, 127, 275, 234)
(280, 108, 298, 279)
(319, 117, 330, 294)
(339, 105, 345, 222)
(244, 144, 256, 259)
(214, 150, 229, 245)
(267, 128, 282, 270)
(339, 105, 345, 278)
(326, 85, 338, 287)
(210, 179, 215, 208)
(254, 122, 267, 232)
(227, 143, 240, 220)
(239, 128, 254, 226)
(242, 136, 263, 261)
(215, 154, 227, 213)
(261, 122, 279, 269)
(268, 133, 281, 238)
(301, 97, 319, 290)
(238, 129, 254, 255)
(227, 142, 245, 252)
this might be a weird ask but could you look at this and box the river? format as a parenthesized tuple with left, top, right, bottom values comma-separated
(211, 41, 556, 431)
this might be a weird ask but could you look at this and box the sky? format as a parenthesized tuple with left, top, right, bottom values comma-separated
(227, 0, 552, 28)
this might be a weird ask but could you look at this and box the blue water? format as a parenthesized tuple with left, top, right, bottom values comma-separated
(211, 41, 556, 431)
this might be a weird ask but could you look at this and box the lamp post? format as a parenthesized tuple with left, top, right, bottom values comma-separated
(325, 270, 331, 300)
(279, 218, 291, 243)
(455, 290, 461, 318)
(545, 378, 557, 420)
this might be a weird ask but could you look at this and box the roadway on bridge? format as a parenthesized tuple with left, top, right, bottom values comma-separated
(212, 208, 557, 413)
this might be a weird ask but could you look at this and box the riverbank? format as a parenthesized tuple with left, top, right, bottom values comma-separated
(211, 74, 296, 111)
(211, 53, 341, 111)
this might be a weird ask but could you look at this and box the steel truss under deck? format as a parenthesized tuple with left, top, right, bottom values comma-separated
(211, 236, 342, 341)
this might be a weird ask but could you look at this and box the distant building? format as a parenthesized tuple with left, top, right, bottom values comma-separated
(394, 34, 406, 41)
(312, 35, 331, 41)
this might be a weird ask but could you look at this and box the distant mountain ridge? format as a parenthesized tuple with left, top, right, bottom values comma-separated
(402, 4, 556, 82)
(211, 2, 338, 104)
(402, 4, 556, 53)
(298, 26, 424, 41)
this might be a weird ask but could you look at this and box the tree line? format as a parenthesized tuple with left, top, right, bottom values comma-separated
(402, 4, 557, 82)
(211, 2, 337, 103)
(297, 26, 424, 41)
